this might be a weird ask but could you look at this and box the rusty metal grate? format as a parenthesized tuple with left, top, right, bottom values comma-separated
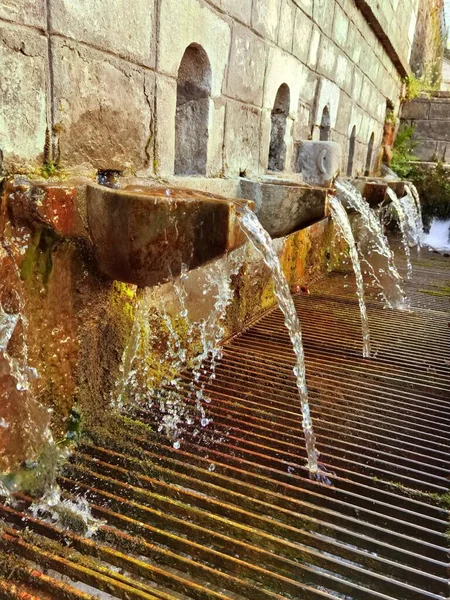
(1, 249, 450, 599)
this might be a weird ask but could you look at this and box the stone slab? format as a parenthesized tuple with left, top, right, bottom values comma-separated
(87, 183, 249, 286)
(220, 0, 252, 23)
(252, 0, 282, 42)
(292, 7, 313, 64)
(225, 22, 267, 106)
(0, 0, 46, 29)
(278, 0, 295, 52)
(401, 100, 431, 120)
(0, 23, 48, 172)
(429, 101, 450, 121)
(50, 0, 156, 65)
(52, 39, 155, 172)
(223, 100, 261, 177)
(413, 120, 450, 143)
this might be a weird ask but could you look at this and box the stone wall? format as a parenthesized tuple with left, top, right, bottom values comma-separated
(401, 92, 450, 162)
(0, 0, 419, 181)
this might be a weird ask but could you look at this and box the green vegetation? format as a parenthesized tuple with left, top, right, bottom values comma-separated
(391, 126, 450, 228)
(402, 73, 441, 102)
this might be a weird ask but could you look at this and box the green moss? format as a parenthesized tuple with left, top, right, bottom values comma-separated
(20, 226, 57, 284)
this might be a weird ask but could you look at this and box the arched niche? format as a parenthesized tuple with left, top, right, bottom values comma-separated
(268, 84, 290, 172)
(365, 132, 374, 176)
(174, 44, 212, 176)
(346, 125, 356, 177)
(319, 105, 331, 141)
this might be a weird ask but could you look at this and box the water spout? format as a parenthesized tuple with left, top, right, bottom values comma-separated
(386, 188, 416, 279)
(335, 180, 406, 310)
(328, 195, 372, 358)
(236, 204, 320, 475)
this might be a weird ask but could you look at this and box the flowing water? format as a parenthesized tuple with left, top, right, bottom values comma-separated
(115, 247, 246, 446)
(386, 187, 422, 280)
(236, 205, 320, 475)
(327, 196, 372, 358)
(407, 183, 424, 245)
(423, 219, 450, 252)
(335, 180, 406, 310)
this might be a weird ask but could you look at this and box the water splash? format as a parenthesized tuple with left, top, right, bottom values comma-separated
(423, 219, 450, 252)
(335, 180, 406, 310)
(328, 196, 371, 358)
(236, 204, 320, 476)
(115, 247, 246, 445)
(407, 184, 424, 245)
(386, 188, 416, 279)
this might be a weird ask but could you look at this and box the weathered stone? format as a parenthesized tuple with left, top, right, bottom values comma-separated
(240, 178, 329, 238)
(295, 141, 342, 187)
(6, 179, 87, 237)
(220, 0, 252, 23)
(429, 102, 450, 121)
(317, 35, 337, 79)
(307, 26, 321, 69)
(348, 177, 388, 207)
(252, 0, 282, 42)
(50, 0, 156, 65)
(0, 0, 46, 29)
(412, 140, 438, 162)
(87, 184, 250, 287)
(158, 0, 231, 96)
(401, 100, 430, 120)
(52, 40, 155, 171)
(292, 8, 313, 64)
(314, 78, 341, 130)
(0, 23, 48, 172)
(332, 4, 349, 47)
(313, 0, 335, 36)
(223, 100, 261, 177)
(278, 0, 295, 52)
(225, 23, 267, 106)
(414, 120, 450, 142)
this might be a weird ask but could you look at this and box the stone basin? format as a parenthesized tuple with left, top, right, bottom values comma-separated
(347, 177, 410, 207)
(346, 177, 388, 207)
(87, 183, 251, 287)
(239, 178, 329, 238)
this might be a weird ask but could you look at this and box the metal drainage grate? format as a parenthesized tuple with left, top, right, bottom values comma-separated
(1, 249, 450, 600)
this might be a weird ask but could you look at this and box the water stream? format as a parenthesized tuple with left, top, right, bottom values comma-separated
(335, 180, 406, 310)
(236, 205, 320, 475)
(327, 196, 372, 358)
(386, 188, 414, 279)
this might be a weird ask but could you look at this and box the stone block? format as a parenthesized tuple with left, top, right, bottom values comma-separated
(314, 78, 340, 129)
(0, 23, 48, 172)
(307, 27, 321, 69)
(87, 184, 250, 287)
(50, 0, 156, 65)
(332, 4, 349, 47)
(298, 69, 318, 107)
(313, 0, 335, 36)
(278, 0, 295, 52)
(263, 47, 305, 113)
(158, 0, 231, 97)
(220, 0, 252, 23)
(295, 141, 342, 186)
(225, 23, 267, 106)
(429, 101, 450, 120)
(316, 35, 337, 79)
(294, 103, 312, 140)
(436, 142, 449, 162)
(252, 0, 282, 42)
(292, 7, 313, 64)
(335, 93, 352, 135)
(6, 179, 86, 237)
(154, 74, 177, 178)
(0, 0, 46, 28)
(223, 100, 261, 177)
(52, 39, 155, 171)
(239, 178, 329, 237)
(335, 52, 351, 93)
(293, 0, 312, 16)
(414, 120, 450, 142)
(412, 140, 438, 162)
(401, 100, 430, 121)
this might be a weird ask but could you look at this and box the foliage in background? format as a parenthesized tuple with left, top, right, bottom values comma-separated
(391, 125, 450, 228)
(390, 125, 417, 178)
(402, 73, 440, 101)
